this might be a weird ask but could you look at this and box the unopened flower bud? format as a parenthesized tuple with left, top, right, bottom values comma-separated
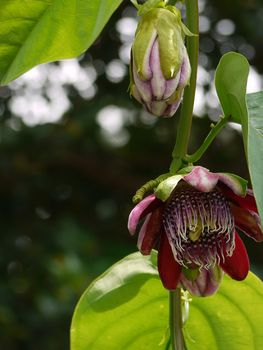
(130, 5, 191, 117)
(180, 266, 224, 297)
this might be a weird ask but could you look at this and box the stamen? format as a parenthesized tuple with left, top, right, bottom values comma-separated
(163, 187, 235, 269)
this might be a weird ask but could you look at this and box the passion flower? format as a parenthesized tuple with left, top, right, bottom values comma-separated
(128, 166, 262, 296)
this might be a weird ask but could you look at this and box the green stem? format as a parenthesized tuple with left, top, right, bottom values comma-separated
(183, 114, 230, 164)
(170, 0, 199, 173)
(169, 1, 199, 349)
(170, 289, 184, 350)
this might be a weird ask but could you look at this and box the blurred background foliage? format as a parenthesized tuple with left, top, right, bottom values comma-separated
(0, 0, 263, 349)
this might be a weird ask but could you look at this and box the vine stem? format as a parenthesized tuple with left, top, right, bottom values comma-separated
(169, 0, 199, 174)
(183, 114, 230, 164)
(170, 289, 184, 350)
(169, 0, 199, 349)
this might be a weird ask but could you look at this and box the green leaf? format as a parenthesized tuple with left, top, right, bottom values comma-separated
(71, 252, 168, 350)
(71, 251, 263, 350)
(186, 272, 263, 350)
(214, 53, 263, 223)
(215, 52, 249, 126)
(246, 91, 263, 224)
(0, 0, 123, 85)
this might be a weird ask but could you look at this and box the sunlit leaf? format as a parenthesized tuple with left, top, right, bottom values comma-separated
(246, 92, 263, 224)
(0, 0, 123, 85)
(71, 251, 263, 350)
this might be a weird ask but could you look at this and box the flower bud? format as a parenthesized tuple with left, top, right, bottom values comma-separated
(130, 5, 191, 117)
(180, 266, 224, 297)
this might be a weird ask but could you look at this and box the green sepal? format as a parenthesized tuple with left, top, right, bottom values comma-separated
(137, 0, 166, 16)
(180, 21, 198, 37)
(218, 172, 248, 197)
(130, 0, 140, 9)
(156, 11, 184, 78)
(132, 14, 157, 79)
(182, 267, 200, 281)
(132, 7, 186, 80)
(155, 174, 183, 201)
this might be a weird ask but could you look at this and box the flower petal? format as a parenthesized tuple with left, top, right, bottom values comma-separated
(183, 166, 219, 192)
(137, 207, 163, 255)
(150, 39, 166, 100)
(130, 84, 142, 103)
(220, 231, 250, 281)
(128, 194, 162, 235)
(217, 172, 247, 196)
(178, 46, 191, 89)
(157, 233, 182, 290)
(219, 185, 258, 212)
(163, 71, 180, 100)
(231, 204, 263, 242)
(146, 101, 167, 116)
(163, 99, 181, 117)
(180, 266, 223, 297)
(132, 63, 152, 102)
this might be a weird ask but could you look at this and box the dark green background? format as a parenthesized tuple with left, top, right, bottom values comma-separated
(0, 0, 262, 349)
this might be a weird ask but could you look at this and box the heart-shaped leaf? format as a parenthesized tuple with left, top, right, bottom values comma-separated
(71, 251, 263, 350)
(0, 0, 123, 85)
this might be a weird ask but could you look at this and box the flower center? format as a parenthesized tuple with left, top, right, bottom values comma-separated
(163, 188, 235, 269)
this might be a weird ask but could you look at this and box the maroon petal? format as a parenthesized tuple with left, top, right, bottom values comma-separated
(231, 204, 263, 242)
(138, 207, 163, 255)
(220, 231, 250, 281)
(128, 194, 162, 235)
(157, 233, 182, 290)
(219, 184, 258, 213)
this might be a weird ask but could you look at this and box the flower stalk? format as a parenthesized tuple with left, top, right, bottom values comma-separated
(170, 289, 185, 350)
(170, 0, 199, 174)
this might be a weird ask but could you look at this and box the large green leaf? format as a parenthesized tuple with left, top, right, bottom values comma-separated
(215, 52, 249, 128)
(71, 251, 263, 350)
(246, 92, 263, 224)
(0, 0, 123, 85)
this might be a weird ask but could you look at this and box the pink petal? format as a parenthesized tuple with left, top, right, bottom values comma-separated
(231, 204, 263, 242)
(180, 266, 223, 297)
(220, 231, 250, 281)
(163, 100, 181, 117)
(149, 39, 166, 100)
(132, 63, 152, 102)
(183, 166, 219, 192)
(137, 207, 163, 255)
(163, 72, 180, 99)
(128, 194, 162, 235)
(219, 185, 258, 213)
(178, 46, 191, 89)
(157, 233, 182, 290)
(140, 29, 156, 80)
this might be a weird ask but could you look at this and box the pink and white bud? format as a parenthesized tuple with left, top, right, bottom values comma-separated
(130, 7, 191, 117)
